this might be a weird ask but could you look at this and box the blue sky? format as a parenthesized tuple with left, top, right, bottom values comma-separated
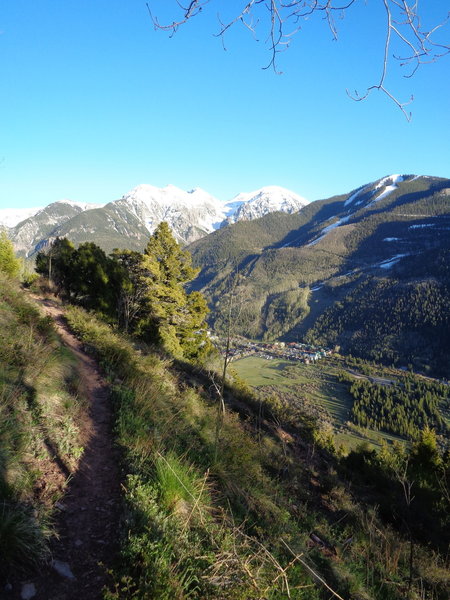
(1, 0, 449, 208)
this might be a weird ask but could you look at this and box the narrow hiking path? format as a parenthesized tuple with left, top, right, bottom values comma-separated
(11, 297, 121, 600)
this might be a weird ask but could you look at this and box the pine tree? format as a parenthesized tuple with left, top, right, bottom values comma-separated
(111, 249, 148, 333)
(69, 242, 115, 315)
(35, 237, 75, 297)
(139, 222, 210, 358)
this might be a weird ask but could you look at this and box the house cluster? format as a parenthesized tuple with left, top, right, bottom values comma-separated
(222, 338, 332, 363)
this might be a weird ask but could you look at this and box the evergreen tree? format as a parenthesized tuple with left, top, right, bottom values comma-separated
(409, 427, 442, 486)
(0, 231, 20, 278)
(110, 249, 148, 333)
(139, 222, 210, 358)
(35, 237, 75, 297)
(69, 242, 116, 315)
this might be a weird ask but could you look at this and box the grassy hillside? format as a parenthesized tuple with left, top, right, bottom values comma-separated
(1, 275, 449, 598)
(64, 304, 449, 600)
(0, 275, 85, 576)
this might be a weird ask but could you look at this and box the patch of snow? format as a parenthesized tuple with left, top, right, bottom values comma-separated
(344, 183, 372, 207)
(0, 206, 43, 228)
(54, 199, 105, 211)
(368, 174, 404, 206)
(307, 215, 350, 246)
(378, 254, 409, 269)
(409, 223, 434, 229)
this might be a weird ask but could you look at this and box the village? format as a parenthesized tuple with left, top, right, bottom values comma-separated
(214, 336, 333, 364)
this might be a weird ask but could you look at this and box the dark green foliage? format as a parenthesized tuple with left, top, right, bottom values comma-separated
(35, 224, 211, 360)
(342, 429, 450, 565)
(308, 265, 450, 375)
(68, 242, 116, 313)
(340, 370, 449, 438)
(35, 237, 76, 298)
(110, 249, 148, 333)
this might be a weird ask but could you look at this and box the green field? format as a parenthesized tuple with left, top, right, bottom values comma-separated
(232, 355, 405, 450)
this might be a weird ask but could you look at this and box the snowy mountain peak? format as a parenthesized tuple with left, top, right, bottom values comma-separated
(121, 184, 221, 209)
(53, 199, 105, 211)
(113, 183, 308, 241)
(225, 185, 308, 224)
(6, 182, 309, 255)
(0, 206, 44, 228)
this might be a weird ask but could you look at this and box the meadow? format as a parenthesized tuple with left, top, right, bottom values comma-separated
(232, 355, 408, 450)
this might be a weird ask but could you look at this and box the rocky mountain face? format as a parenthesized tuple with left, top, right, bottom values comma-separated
(9, 201, 104, 256)
(3, 184, 308, 257)
(188, 174, 450, 375)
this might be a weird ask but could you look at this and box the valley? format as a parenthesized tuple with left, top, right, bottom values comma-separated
(189, 174, 450, 376)
(232, 353, 450, 451)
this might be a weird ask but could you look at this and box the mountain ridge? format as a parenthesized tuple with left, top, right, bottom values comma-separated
(3, 183, 309, 256)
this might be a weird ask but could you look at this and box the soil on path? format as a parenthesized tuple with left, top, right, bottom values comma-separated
(11, 297, 122, 600)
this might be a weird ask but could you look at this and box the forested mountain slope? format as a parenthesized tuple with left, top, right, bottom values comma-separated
(189, 174, 450, 375)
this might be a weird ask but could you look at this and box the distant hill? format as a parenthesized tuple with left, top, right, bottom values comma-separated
(4, 184, 308, 257)
(188, 174, 450, 376)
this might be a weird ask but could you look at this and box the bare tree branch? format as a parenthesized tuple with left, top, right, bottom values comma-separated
(148, 1, 449, 116)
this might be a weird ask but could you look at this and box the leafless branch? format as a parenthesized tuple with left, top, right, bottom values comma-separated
(149, 1, 449, 116)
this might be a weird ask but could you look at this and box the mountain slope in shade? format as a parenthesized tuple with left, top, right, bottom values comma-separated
(188, 174, 450, 375)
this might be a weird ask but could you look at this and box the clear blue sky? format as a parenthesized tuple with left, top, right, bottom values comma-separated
(1, 0, 449, 208)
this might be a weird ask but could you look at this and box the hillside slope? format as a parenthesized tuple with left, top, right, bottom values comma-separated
(188, 174, 450, 375)
(2, 274, 449, 598)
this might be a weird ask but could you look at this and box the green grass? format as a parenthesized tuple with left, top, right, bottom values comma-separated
(231, 356, 301, 386)
(232, 356, 407, 451)
(64, 301, 450, 600)
(0, 276, 86, 574)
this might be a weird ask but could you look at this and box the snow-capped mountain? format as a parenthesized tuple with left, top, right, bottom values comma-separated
(115, 184, 227, 243)
(10, 200, 104, 256)
(0, 206, 43, 229)
(115, 184, 308, 240)
(5, 184, 309, 257)
(224, 186, 308, 224)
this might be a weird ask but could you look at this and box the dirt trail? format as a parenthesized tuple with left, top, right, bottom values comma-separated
(12, 298, 121, 600)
